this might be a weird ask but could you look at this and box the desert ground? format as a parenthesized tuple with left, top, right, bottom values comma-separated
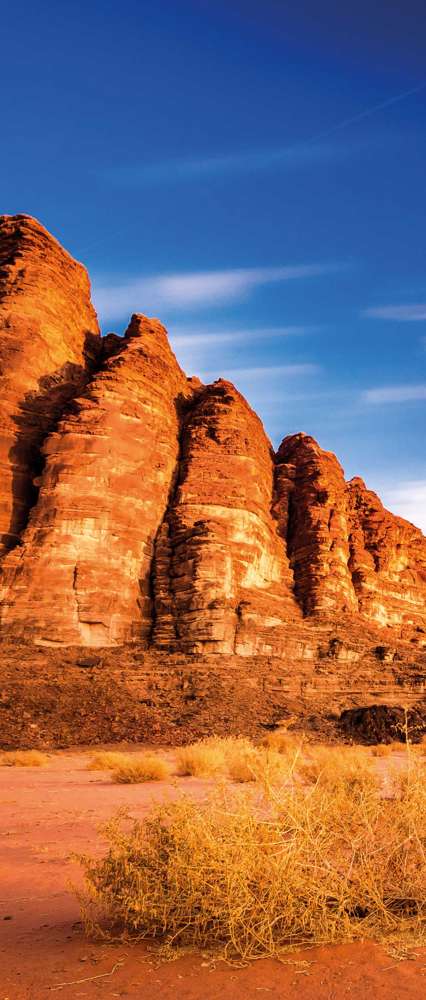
(1, 745, 426, 1000)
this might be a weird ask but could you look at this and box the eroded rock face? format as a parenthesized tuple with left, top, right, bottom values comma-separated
(0, 215, 424, 652)
(0, 214, 100, 556)
(153, 380, 300, 656)
(347, 477, 426, 632)
(274, 434, 358, 616)
(1, 315, 193, 646)
(274, 434, 426, 634)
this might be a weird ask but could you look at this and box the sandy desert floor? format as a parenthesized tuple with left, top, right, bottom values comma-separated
(1, 747, 426, 1000)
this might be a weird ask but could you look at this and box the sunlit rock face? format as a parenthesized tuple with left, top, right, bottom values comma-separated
(274, 433, 359, 617)
(152, 380, 301, 656)
(347, 477, 426, 633)
(0, 214, 100, 558)
(0, 216, 424, 650)
(1, 315, 194, 646)
(274, 434, 426, 636)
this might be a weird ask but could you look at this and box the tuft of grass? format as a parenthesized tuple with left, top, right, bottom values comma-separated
(174, 740, 226, 778)
(225, 740, 289, 785)
(79, 752, 426, 961)
(263, 729, 303, 755)
(296, 745, 378, 796)
(112, 755, 170, 784)
(87, 751, 135, 771)
(372, 744, 392, 757)
(0, 750, 49, 767)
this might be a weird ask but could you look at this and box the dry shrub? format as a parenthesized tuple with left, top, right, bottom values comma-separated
(0, 750, 49, 767)
(112, 755, 170, 784)
(174, 740, 227, 778)
(87, 751, 135, 771)
(263, 729, 303, 755)
(372, 744, 392, 757)
(79, 752, 426, 960)
(175, 736, 296, 785)
(298, 746, 376, 793)
(225, 741, 289, 785)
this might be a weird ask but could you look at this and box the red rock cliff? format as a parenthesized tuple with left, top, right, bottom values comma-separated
(0, 215, 100, 557)
(1, 315, 194, 645)
(0, 216, 424, 650)
(152, 380, 300, 656)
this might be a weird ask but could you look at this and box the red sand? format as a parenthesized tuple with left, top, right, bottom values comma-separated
(1, 750, 425, 999)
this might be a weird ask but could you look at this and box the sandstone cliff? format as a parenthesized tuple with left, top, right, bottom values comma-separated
(1, 315, 195, 645)
(0, 215, 424, 663)
(0, 215, 100, 557)
(153, 379, 301, 656)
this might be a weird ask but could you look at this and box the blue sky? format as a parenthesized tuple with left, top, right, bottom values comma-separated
(2, 0, 426, 529)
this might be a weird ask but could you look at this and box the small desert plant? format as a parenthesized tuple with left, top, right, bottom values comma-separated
(87, 751, 135, 771)
(79, 752, 426, 960)
(372, 744, 392, 757)
(174, 740, 227, 778)
(263, 728, 303, 755)
(297, 745, 378, 796)
(112, 755, 170, 784)
(0, 750, 49, 767)
(225, 740, 289, 785)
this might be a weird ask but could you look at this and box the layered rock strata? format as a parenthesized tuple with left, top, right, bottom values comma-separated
(0, 214, 100, 556)
(0, 215, 424, 654)
(347, 477, 426, 632)
(153, 380, 301, 655)
(274, 433, 426, 634)
(1, 315, 194, 645)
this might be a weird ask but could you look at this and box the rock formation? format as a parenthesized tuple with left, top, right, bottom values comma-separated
(1, 315, 195, 645)
(0, 215, 425, 662)
(0, 215, 99, 558)
(153, 380, 301, 656)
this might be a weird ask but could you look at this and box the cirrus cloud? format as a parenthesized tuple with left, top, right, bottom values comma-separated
(94, 263, 340, 323)
(364, 304, 426, 321)
(362, 384, 426, 404)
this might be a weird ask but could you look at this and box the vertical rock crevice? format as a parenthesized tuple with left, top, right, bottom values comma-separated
(152, 380, 301, 656)
(0, 315, 194, 646)
(274, 433, 358, 617)
(0, 213, 101, 559)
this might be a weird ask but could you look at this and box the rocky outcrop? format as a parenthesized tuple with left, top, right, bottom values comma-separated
(1, 315, 194, 645)
(347, 477, 426, 633)
(0, 214, 100, 557)
(274, 434, 426, 635)
(274, 433, 359, 616)
(0, 215, 424, 659)
(153, 380, 300, 655)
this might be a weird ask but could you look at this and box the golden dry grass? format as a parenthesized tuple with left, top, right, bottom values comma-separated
(174, 740, 227, 778)
(0, 750, 49, 767)
(174, 736, 298, 785)
(263, 729, 303, 755)
(112, 755, 170, 784)
(79, 749, 426, 960)
(372, 744, 392, 757)
(87, 751, 135, 771)
(225, 741, 289, 785)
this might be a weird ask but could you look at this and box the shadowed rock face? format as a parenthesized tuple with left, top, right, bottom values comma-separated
(152, 380, 301, 656)
(1, 315, 194, 646)
(0, 216, 425, 650)
(0, 214, 100, 557)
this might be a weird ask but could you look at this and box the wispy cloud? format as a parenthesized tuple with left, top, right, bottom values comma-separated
(362, 384, 426, 404)
(216, 364, 319, 379)
(364, 304, 426, 321)
(169, 324, 315, 348)
(100, 142, 346, 187)
(99, 80, 426, 189)
(94, 264, 338, 323)
(196, 365, 321, 411)
(380, 480, 426, 533)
